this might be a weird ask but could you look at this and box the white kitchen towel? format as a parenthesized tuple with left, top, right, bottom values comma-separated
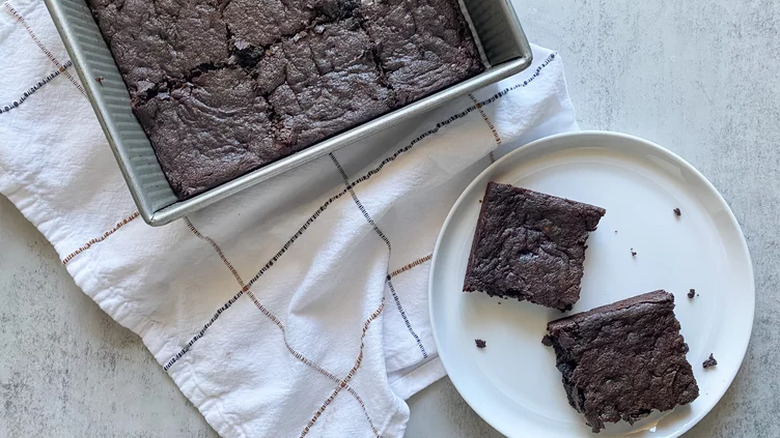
(0, 0, 578, 436)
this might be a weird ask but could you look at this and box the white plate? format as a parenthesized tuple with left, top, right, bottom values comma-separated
(429, 131, 754, 438)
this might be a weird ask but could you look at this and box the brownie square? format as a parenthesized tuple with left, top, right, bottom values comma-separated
(255, 19, 395, 152)
(362, 0, 485, 105)
(224, 0, 316, 48)
(133, 68, 275, 198)
(225, 0, 361, 47)
(463, 182, 606, 311)
(88, 0, 229, 88)
(542, 290, 700, 433)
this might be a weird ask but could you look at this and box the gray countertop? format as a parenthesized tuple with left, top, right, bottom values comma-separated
(2, 0, 779, 436)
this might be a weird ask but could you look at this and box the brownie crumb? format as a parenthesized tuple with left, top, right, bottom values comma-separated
(95, 76, 104, 86)
(703, 353, 717, 369)
(688, 289, 696, 299)
(614, 230, 618, 234)
(674, 207, 682, 217)
(630, 248, 637, 257)
(475, 339, 487, 349)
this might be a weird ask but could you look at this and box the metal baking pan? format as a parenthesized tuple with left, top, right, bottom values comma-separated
(45, 0, 532, 226)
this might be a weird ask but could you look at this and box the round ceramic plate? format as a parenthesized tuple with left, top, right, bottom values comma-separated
(429, 131, 754, 438)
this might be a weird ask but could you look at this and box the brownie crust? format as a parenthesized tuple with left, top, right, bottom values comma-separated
(87, 0, 484, 199)
(543, 290, 700, 433)
(463, 182, 606, 311)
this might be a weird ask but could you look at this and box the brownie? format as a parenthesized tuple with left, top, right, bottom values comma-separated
(255, 19, 395, 151)
(702, 353, 717, 369)
(362, 0, 485, 105)
(542, 290, 700, 433)
(87, 0, 229, 88)
(463, 182, 606, 311)
(87, 0, 484, 199)
(224, 0, 315, 48)
(133, 68, 276, 198)
(225, 0, 362, 47)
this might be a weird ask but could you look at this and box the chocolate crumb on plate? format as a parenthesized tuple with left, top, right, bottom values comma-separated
(630, 248, 637, 257)
(475, 339, 487, 349)
(703, 353, 717, 368)
(674, 207, 682, 217)
(688, 288, 696, 299)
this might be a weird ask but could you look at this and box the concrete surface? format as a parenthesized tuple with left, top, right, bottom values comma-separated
(2, 0, 779, 436)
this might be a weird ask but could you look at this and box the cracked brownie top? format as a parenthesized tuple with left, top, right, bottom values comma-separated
(87, 0, 484, 198)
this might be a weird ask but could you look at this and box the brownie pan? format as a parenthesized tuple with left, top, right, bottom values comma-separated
(45, 0, 533, 226)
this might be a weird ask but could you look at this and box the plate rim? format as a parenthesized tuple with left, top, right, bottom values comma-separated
(428, 129, 756, 438)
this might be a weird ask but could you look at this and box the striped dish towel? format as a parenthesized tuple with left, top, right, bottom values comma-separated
(0, 0, 578, 436)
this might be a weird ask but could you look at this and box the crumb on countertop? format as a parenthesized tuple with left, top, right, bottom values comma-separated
(688, 288, 696, 299)
(674, 207, 682, 217)
(703, 353, 717, 369)
(475, 339, 486, 349)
